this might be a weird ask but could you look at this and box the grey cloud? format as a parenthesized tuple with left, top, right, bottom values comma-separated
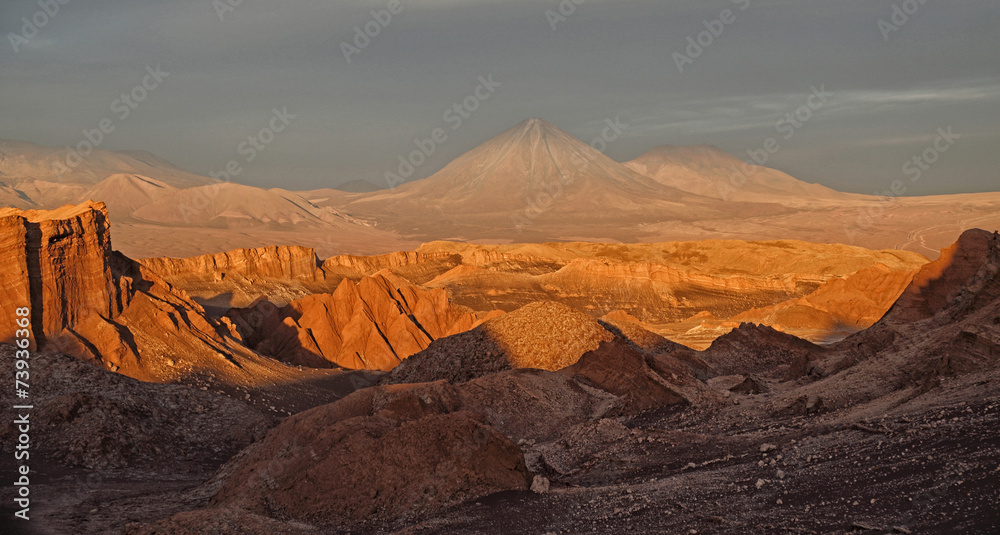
(0, 0, 997, 193)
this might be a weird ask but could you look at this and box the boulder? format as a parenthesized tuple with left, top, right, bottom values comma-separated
(209, 381, 531, 526)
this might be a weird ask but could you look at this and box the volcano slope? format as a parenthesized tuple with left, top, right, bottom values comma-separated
(337, 118, 782, 243)
(19, 230, 990, 534)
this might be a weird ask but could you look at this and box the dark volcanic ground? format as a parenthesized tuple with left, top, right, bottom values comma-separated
(399, 372, 1000, 535)
(1, 347, 997, 534)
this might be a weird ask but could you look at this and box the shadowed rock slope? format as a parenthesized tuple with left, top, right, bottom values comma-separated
(0, 345, 271, 472)
(207, 381, 532, 528)
(881, 228, 999, 324)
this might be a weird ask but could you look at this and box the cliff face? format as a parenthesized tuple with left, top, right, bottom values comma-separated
(321, 250, 464, 286)
(0, 210, 33, 342)
(144, 249, 463, 285)
(322, 250, 455, 272)
(0, 202, 117, 346)
(141, 245, 323, 282)
(226, 270, 493, 371)
(139, 249, 466, 310)
(0, 201, 316, 386)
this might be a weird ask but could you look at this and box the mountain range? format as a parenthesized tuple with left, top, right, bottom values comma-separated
(3, 119, 1000, 259)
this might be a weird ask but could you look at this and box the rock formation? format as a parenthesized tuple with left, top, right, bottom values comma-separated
(147, 237, 927, 347)
(225, 271, 497, 370)
(563, 339, 690, 415)
(161, 335, 706, 531)
(141, 245, 324, 282)
(600, 310, 685, 355)
(700, 322, 825, 379)
(142, 248, 465, 310)
(14, 228, 1000, 534)
(321, 250, 463, 284)
(386, 301, 614, 384)
(882, 228, 998, 323)
(0, 201, 345, 392)
(0, 202, 117, 347)
(417, 239, 927, 341)
(729, 261, 920, 339)
(208, 381, 531, 527)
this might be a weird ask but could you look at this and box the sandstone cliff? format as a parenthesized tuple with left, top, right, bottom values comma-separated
(141, 245, 324, 282)
(0, 201, 341, 390)
(321, 250, 462, 284)
(141, 248, 464, 310)
(0, 202, 118, 346)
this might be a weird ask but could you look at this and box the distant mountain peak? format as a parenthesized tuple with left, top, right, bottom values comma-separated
(625, 143, 851, 202)
(362, 117, 673, 213)
(634, 144, 737, 163)
(517, 117, 558, 131)
(491, 117, 579, 150)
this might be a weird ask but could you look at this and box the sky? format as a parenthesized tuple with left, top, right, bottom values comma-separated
(1, 0, 998, 195)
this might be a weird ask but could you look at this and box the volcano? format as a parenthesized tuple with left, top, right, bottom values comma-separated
(344, 118, 779, 241)
(625, 144, 854, 203)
